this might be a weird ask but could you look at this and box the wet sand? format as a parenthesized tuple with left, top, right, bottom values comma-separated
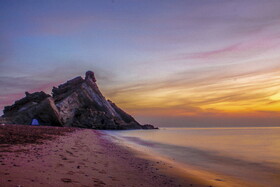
(0, 125, 214, 187)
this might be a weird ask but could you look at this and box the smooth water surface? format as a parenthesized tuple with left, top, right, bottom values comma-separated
(106, 127, 280, 186)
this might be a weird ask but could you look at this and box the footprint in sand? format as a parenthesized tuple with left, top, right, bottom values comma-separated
(98, 170, 107, 174)
(92, 178, 106, 186)
(109, 176, 119, 181)
(57, 163, 64, 167)
(61, 178, 72, 183)
(78, 162, 85, 165)
(67, 171, 75, 175)
(66, 150, 76, 157)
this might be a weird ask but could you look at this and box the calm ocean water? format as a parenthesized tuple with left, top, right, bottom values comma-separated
(106, 127, 280, 187)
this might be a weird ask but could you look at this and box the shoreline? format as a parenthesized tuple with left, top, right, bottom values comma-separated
(0, 125, 212, 187)
(104, 131, 258, 187)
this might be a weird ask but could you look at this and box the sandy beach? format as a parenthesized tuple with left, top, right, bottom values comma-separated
(0, 125, 215, 187)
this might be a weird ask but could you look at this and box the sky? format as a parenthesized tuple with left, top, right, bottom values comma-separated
(0, 0, 280, 127)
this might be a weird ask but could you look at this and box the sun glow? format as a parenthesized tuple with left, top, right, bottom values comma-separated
(270, 92, 280, 101)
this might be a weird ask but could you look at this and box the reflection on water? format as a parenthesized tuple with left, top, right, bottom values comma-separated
(106, 127, 280, 187)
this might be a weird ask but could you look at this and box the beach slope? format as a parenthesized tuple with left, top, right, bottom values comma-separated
(0, 125, 212, 187)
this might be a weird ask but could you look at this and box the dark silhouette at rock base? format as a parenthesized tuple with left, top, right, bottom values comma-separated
(0, 71, 157, 130)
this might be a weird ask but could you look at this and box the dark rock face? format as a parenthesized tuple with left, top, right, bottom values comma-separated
(142, 124, 158, 129)
(3, 95, 63, 126)
(1, 71, 156, 130)
(3, 91, 50, 116)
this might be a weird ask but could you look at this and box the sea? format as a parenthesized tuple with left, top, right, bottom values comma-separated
(105, 127, 280, 187)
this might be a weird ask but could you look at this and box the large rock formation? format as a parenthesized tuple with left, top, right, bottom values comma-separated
(1, 71, 156, 130)
(3, 92, 62, 126)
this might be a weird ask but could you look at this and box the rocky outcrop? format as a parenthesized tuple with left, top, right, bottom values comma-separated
(3, 91, 50, 116)
(142, 124, 156, 129)
(1, 71, 157, 130)
(2, 92, 63, 126)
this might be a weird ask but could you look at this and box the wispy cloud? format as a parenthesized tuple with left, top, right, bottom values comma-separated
(1, 0, 280, 125)
(102, 60, 280, 119)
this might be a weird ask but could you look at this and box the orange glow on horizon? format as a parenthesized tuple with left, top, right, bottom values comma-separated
(104, 66, 280, 119)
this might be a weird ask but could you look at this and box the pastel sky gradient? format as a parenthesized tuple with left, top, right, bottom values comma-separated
(1, 0, 280, 127)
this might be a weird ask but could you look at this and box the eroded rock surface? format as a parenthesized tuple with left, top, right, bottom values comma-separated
(1, 71, 156, 130)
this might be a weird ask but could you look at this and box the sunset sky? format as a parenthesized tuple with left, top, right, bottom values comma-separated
(1, 0, 280, 127)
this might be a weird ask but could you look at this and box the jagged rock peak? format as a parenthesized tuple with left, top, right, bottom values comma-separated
(85, 70, 96, 82)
